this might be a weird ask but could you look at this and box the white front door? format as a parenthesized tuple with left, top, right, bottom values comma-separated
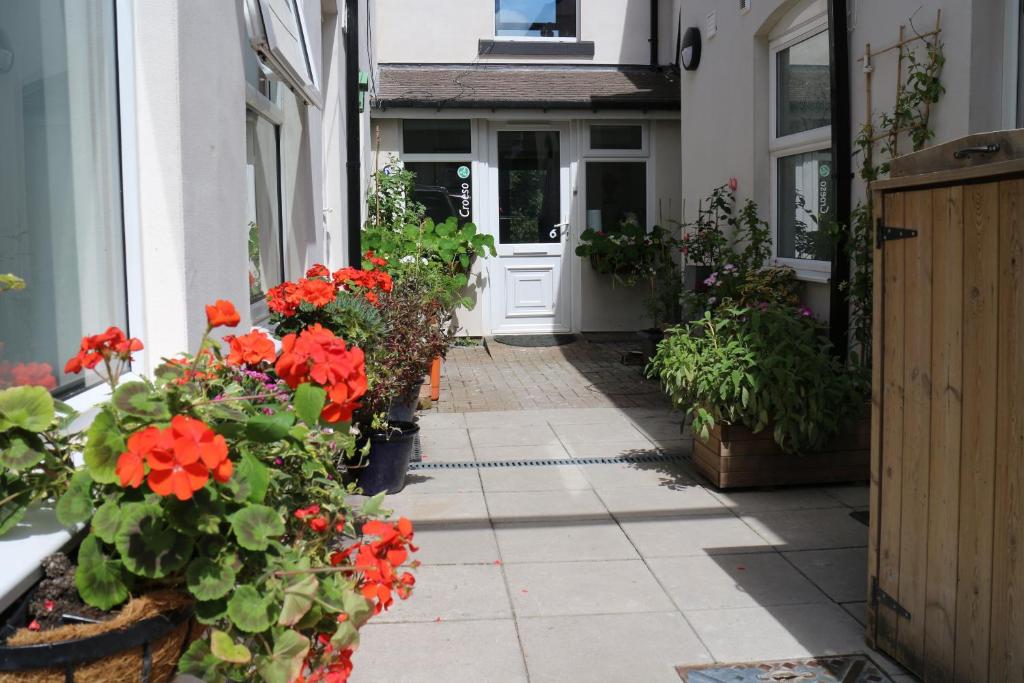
(487, 124, 572, 334)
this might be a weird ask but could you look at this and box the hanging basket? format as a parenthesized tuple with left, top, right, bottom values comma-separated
(0, 592, 194, 683)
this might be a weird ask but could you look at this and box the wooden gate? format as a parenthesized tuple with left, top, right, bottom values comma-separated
(868, 132, 1024, 682)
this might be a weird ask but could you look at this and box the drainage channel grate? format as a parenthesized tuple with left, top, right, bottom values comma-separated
(409, 452, 687, 470)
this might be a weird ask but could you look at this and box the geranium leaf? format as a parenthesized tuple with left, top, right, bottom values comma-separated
(56, 470, 94, 526)
(83, 408, 126, 484)
(257, 629, 309, 683)
(178, 639, 223, 680)
(0, 386, 54, 433)
(278, 573, 318, 626)
(360, 491, 387, 518)
(194, 598, 229, 625)
(112, 381, 170, 420)
(340, 588, 375, 628)
(226, 585, 275, 633)
(91, 500, 121, 544)
(210, 629, 252, 664)
(76, 535, 130, 610)
(0, 476, 30, 536)
(293, 383, 327, 426)
(0, 433, 45, 471)
(229, 504, 284, 551)
(245, 412, 295, 443)
(114, 502, 194, 578)
(232, 452, 270, 503)
(187, 556, 237, 601)
(330, 619, 361, 650)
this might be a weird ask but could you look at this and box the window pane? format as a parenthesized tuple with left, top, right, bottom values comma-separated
(590, 125, 643, 150)
(403, 120, 471, 155)
(406, 162, 473, 226)
(497, 131, 561, 244)
(585, 162, 646, 232)
(776, 30, 831, 137)
(0, 0, 125, 395)
(777, 149, 834, 261)
(495, 0, 576, 38)
(246, 112, 283, 304)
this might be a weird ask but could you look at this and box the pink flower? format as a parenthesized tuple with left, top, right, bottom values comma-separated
(798, 306, 813, 318)
(728, 177, 738, 192)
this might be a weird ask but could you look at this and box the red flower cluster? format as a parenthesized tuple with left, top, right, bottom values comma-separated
(363, 251, 387, 268)
(64, 327, 143, 374)
(274, 324, 367, 423)
(0, 361, 56, 390)
(205, 300, 240, 328)
(267, 277, 339, 317)
(294, 503, 340, 533)
(300, 642, 354, 683)
(116, 415, 233, 500)
(164, 349, 222, 385)
(224, 330, 276, 367)
(330, 517, 417, 614)
(331, 266, 393, 306)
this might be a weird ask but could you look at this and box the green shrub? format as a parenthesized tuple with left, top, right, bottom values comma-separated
(647, 304, 867, 454)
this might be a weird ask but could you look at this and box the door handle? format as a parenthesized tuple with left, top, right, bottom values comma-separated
(548, 222, 569, 240)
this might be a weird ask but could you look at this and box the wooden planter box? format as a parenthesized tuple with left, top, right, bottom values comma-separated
(692, 419, 870, 489)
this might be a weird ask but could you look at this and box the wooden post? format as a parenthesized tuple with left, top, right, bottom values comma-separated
(429, 356, 441, 401)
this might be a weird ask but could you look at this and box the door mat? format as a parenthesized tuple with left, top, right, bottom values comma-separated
(678, 655, 890, 682)
(491, 334, 577, 347)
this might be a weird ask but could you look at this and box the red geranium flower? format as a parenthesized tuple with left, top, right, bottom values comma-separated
(225, 330, 276, 367)
(294, 504, 321, 520)
(274, 325, 367, 423)
(206, 300, 240, 328)
(297, 278, 337, 307)
(306, 263, 330, 278)
(267, 281, 302, 317)
(64, 327, 143, 374)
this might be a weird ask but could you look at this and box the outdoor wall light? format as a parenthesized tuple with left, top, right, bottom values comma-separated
(681, 27, 701, 71)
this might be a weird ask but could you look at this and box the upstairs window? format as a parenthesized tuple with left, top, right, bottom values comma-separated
(495, 0, 577, 39)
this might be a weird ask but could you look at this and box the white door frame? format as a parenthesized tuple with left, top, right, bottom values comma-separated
(485, 121, 575, 334)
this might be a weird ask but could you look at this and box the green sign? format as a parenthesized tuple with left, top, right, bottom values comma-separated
(457, 165, 471, 179)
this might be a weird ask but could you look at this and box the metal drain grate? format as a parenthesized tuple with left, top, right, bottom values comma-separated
(409, 451, 687, 470)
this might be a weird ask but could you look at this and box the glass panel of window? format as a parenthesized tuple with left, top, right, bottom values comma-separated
(590, 125, 643, 151)
(402, 120, 471, 155)
(776, 149, 834, 261)
(495, 0, 576, 38)
(585, 162, 646, 232)
(497, 130, 561, 244)
(0, 0, 125, 395)
(246, 111, 283, 305)
(776, 30, 831, 137)
(406, 162, 473, 226)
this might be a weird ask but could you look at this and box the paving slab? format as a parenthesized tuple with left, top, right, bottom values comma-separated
(375, 564, 512, 623)
(823, 484, 870, 508)
(469, 424, 561, 448)
(683, 602, 867, 662)
(740, 508, 869, 551)
(620, 514, 773, 558)
(484, 489, 610, 523)
(478, 464, 591, 492)
(419, 427, 472, 450)
(576, 461, 696, 489)
(710, 488, 848, 513)
(418, 445, 475, 463)
(596, 484, 725, 519)
(463, 409, 552, 428)
(494, 520, 639, 563)
(472, 443, 572, 462)
(518, 612, 712, 682)
(783, 547, 870, 603)
(408, 524, 501, 566)
(401, 468, 482, 494)
(416, 412, 467, 429)
(549, 420, 648, 444)
(505, 559, 675, 617)
(352, 619, 528, 683)
(647, 553, 829, 611)
(385, 491, 489, 523)
(842, 601, 867, 626)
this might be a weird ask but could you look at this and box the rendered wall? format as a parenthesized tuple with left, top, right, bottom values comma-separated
(677, 0, 1011, 318)
(373, 0, 654, 65)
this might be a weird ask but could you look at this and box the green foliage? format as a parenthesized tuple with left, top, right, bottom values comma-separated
(230, 504, 285, 551)
(366, 155, 425, 229)
(112, 381, 171, 420)
(363, 217, 496, 280)
(647, 304, 868, 454)
(293, 383, 327, 427)
(270, 287, 385, 347)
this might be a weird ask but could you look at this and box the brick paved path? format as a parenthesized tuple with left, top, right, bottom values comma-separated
(432, 337, 670, 413)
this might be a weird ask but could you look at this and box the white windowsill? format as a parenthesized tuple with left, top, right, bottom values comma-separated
(0, 374, 136, 612)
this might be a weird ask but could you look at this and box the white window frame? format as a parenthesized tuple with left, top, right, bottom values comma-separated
(244, 0, 322, 108)
(493, 0, 581, 42)
(246, 83, 285, 324)
(585, 122, 649, 157)
(769, 13, 832, 282)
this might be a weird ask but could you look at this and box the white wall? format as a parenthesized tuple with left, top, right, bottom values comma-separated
(678, 0, 1014, 317)
(373, 0, 654, 65)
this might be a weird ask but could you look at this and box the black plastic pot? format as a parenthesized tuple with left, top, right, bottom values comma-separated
(354, 421, 420, 495)
(637, 328, 665, 364)
(387, 379, 425, 423)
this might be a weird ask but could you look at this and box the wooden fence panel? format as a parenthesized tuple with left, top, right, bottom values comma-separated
(989, 178, 1024, 681)
(922, 185, 962, 682)
(953, 181, 1000, 683)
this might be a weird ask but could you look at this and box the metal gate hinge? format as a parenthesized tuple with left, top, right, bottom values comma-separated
(876, 219, 918, 248)
(871, 577, 912, 620)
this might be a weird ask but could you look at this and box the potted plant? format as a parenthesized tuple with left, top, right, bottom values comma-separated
(647, 302, 870, 489)
(0, 300, 420, 681)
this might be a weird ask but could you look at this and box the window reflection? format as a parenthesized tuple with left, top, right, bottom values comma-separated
(497, 131, 561, 244)
(495, 0, 576, 38)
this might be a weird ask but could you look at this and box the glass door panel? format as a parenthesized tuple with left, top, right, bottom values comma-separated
(497, 130, 562, 245)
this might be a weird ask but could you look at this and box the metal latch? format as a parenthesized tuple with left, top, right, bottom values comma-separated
(876, 219, 918, 248)
(871, 576, 912, 620)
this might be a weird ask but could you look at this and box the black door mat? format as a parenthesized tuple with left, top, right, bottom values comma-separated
(491, 334, 577, 347)
(678, 655, 891, 682)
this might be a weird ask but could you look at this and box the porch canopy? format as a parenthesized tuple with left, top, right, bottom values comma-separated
(373, 64, 680, 111)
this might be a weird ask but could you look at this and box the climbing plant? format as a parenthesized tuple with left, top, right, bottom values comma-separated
(841, 35, 945, 369)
